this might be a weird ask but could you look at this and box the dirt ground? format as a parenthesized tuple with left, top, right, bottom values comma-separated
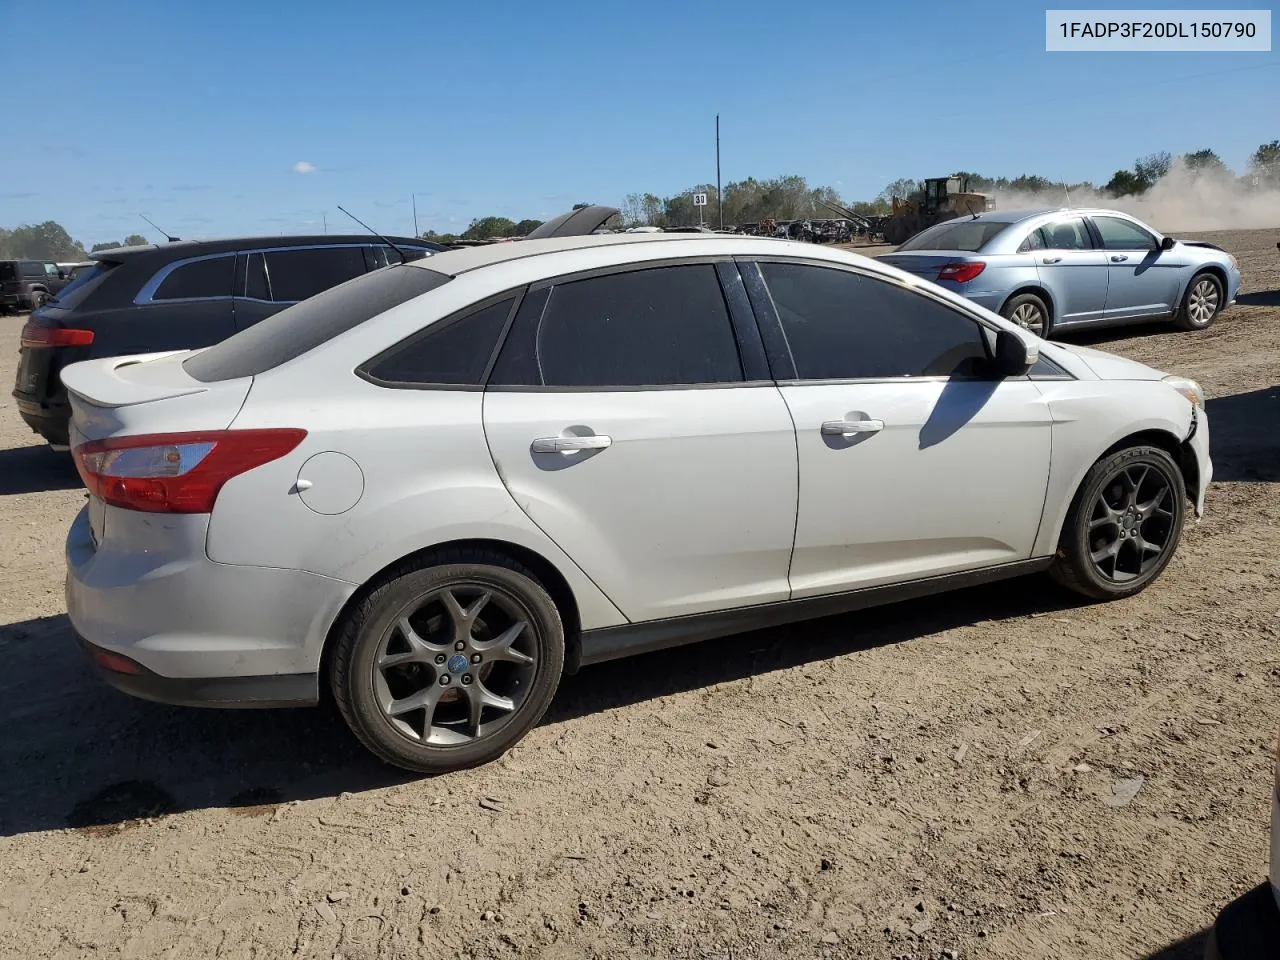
(0, 230, 1277, 960)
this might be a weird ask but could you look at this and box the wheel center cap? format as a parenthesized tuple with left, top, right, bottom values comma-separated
(447, 654, 469, 674)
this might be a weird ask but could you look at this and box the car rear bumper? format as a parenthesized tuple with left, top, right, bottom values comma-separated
(15, 395, 70, 446)
(65, 505, 356, 706)
(1207, 883, 1280, 960)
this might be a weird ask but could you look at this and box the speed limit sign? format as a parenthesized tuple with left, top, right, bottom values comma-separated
(693, 193, 708, 206)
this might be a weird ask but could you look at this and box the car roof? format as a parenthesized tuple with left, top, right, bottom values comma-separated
(88, 234, 439, 263)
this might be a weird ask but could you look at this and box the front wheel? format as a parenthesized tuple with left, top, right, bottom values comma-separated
(1049, 445, 1186, 601)
(1174, 271, 1222, 331)
(330, 549, 565, 773)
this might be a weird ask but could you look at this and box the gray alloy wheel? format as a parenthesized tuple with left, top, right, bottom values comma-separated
(1049, 445, 1185, 601)
(373, 584, 537, 746)
(1175, 272, 1222, 330)
(330, 548, 564, 773)
(1001, 292, 1051, 339)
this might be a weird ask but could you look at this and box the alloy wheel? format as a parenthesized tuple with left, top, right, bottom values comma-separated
(372, 584, 538, 746)
(1010, 302, 1045, 336)
(1087, 463, 1177, 582)
(1188, 278, 1219, 326)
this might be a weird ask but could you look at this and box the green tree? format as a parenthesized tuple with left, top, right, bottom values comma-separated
(1249, 140, 1280, 187)
(512, 218, 543, 236)
(90, 241, 122, 252)
(879, 178, 921, 205)
(1134, 151, 1171, 187)
(462, 216, 517, 240)
(2, 221, 86, 260)
(124, 233, 148, 246)
(1105, 169, 1145, 197)
(1182, 149, 1227, 175)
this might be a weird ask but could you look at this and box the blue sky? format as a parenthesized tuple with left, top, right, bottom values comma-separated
(3, 0, 1276, 245)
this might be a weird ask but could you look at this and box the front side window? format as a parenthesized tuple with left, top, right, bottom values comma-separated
(759, 262, 989, 380)
(490, 264, 744, 388)
(1040, 218, 1093, 251)
(152, 255, 235, 300)
(1092, 216, 1157, 251)
(44, 263, 60, 277)
(264, 246, 367, 302)
(362, 296, 514, 387)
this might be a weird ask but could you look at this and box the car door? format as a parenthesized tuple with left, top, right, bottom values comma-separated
(1028, 216, 1109, 325)
(483, 261, 799, 623)
(747, 259, 1053, 598)
(1089, 215, 1184, 320)
(127, 252, 238, 351)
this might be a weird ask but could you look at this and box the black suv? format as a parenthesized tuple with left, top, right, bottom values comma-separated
(1, 259, 75, 312)
(13, 234, 442, 446)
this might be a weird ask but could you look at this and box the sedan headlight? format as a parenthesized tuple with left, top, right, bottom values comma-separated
(1162, 375, 1204, 408)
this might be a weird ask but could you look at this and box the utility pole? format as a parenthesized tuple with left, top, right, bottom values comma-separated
(322, 212, 327, 234)
(412, 194, 419, 237)
(715, 114, 723, 230)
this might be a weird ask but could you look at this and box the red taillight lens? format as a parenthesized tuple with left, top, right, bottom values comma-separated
(91, 649, 143, 675)
(937, 262, 986, 284)
(20, 322, 94, 348)
(72, 429, 306, 514)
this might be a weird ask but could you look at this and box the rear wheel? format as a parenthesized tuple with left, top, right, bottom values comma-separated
(1049, 446, 1185, 601)
(330, 548, 565, 773)
(1174, 271, 1222, 331)
(1001, 292, 1051, 339)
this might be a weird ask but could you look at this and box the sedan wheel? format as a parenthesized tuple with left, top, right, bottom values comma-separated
(1011, 302, 1045, 335)
(1049, 446, 1185, 600)
(1001, 293, 1051, 339)
(1175, 272, 1222, 331)
(331, 549, 564, 773)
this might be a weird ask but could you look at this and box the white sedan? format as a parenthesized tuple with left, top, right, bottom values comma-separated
(61, 233, 1211, 773)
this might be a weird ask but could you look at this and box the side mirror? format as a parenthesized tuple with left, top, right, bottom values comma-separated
(1160, 236, 1175, 251)
(993, 328, 1037, 377)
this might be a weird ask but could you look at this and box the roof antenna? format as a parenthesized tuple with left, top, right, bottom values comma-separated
(337, 205, 409, 263)
(1062, 180, 1072, 208)
(139, 214, 179, 242)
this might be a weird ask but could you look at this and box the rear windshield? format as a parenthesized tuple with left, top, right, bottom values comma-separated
(897, 219, 1010, 252)
(183, 264, 452, 382)
(51, 262, 116, 309)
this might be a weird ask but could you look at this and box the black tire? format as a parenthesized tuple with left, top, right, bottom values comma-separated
(1174, 270, 1223, 331)
(1049, 445, 1186, 601)
(330, 547, 565, 773)
(1001, 292, 1052, 339)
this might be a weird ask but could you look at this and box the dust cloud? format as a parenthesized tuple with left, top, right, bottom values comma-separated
(993, 160, 1280, 233)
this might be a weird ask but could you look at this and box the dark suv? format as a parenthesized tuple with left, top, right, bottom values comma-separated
(1, 259, 74, 312)
(13, 234, 442, 446)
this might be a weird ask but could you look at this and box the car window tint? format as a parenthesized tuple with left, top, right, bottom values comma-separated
(265, 247, 367, 302)
(1042, 219, 1092, 250)
(1018, 229, 1048, 253)
(492, 265, 743, 388)
(363, 296, 514, 386)
(20, 262, 43, 278)
(183, 265, 452, 382)
(44, 263, 59, 277)
(152, 256, 234, 300)
(759, 262, 989, 380)
(1093, 216, 1157, 251)
(896, 219, 1008, 252)
(243, 253, 269, 299)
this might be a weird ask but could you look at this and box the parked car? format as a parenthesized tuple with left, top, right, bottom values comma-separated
(0, 258, 75, 313)
(876, 208, 1241, 339)
(12, 234, 444, 447)
(62, 233, 1210, 774)
(1208, 727, 1280, 957)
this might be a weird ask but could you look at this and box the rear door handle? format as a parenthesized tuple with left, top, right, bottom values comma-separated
(531, 434, 613, 454)
(1110, 255, 1128, 262)
(1042, 256, 1062, 264)
(821, 418, 884, 437)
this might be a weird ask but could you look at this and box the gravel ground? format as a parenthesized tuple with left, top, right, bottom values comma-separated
(0, 229, 1277, 960)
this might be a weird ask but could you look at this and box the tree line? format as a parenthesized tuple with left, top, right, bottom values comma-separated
(5, 140, 1276, 257)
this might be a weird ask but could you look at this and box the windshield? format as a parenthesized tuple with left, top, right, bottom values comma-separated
(897, 219, 1010, 252)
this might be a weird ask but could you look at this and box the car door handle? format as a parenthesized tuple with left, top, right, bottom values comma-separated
(531, 434, 613, 454)
(1042, 256, 1062, 264)
(1110, 255, 1128, 262)
(821, 418, 884, 437)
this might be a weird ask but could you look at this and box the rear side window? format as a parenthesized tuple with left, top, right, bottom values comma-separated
(152, 255, 235, 300)
(265, 247, 367, 302)
(361, 296, 515, 387)
(183, 265, 452, 382)
(51, 261, 116, 309)
(0, 263, 15, 281)
(1041, 218, 1092, 250)
(20, 262, 44, 278)
(760, 262, 989, 380)
(1017, 229, 1048, 253)
(243, 253, 269, 299)
(489, 265, 743, 388)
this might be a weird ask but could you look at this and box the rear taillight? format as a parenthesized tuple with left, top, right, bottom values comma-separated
(937, 262, 986, 284)
(72, 429, 306, 514)
(20, 321, 94, 348)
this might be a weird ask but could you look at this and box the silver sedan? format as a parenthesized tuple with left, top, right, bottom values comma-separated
(878, 207, 1241, 339)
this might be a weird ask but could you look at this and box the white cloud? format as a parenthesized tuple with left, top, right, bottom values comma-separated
(292, 161, 317, 174)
